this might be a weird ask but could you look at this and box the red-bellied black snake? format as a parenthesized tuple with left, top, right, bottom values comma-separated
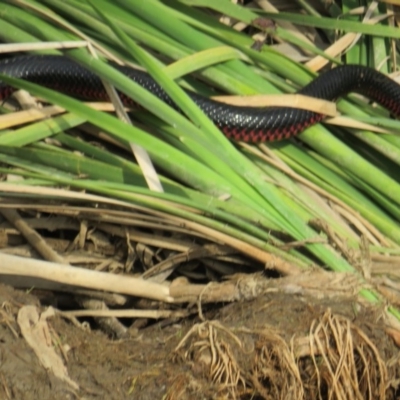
(0, 55, 399, 142)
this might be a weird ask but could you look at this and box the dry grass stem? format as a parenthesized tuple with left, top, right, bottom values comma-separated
(60, 308, 188, 319)
(1, 209, 67, 264)
(0, 41, 88, 54)
(213, 94, 337, 116)
(170, 271, 363, 304)
(0, 253, 172, 302)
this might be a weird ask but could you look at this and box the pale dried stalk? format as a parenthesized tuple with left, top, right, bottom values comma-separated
(0, 253, 172, 302)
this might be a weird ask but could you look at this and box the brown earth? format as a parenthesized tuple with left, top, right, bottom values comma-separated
(0, 282, 399, 400)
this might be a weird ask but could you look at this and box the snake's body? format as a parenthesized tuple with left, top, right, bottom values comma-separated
(0, 55, 399, 142)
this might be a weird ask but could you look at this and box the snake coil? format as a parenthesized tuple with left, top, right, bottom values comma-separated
(0, 55, 399, 142)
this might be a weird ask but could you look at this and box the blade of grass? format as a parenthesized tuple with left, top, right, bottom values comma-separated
(0, 113, 86, 146)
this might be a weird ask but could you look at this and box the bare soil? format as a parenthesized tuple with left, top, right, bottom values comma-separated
(0, 282, 399, 400)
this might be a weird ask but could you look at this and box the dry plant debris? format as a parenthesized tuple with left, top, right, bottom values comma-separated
(0, 200, 400, 398)
(170, 309, 390, 400)
(17, 306, 79, 392)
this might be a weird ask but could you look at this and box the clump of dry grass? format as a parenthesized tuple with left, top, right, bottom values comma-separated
(174, 321, 246, 398)
(298, 310, 387, 400)
(171, 309, 388, 399)
(250, 327, 304, 399)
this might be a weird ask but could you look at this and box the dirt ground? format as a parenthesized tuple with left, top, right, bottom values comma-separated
(0, 282, 399, 400)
